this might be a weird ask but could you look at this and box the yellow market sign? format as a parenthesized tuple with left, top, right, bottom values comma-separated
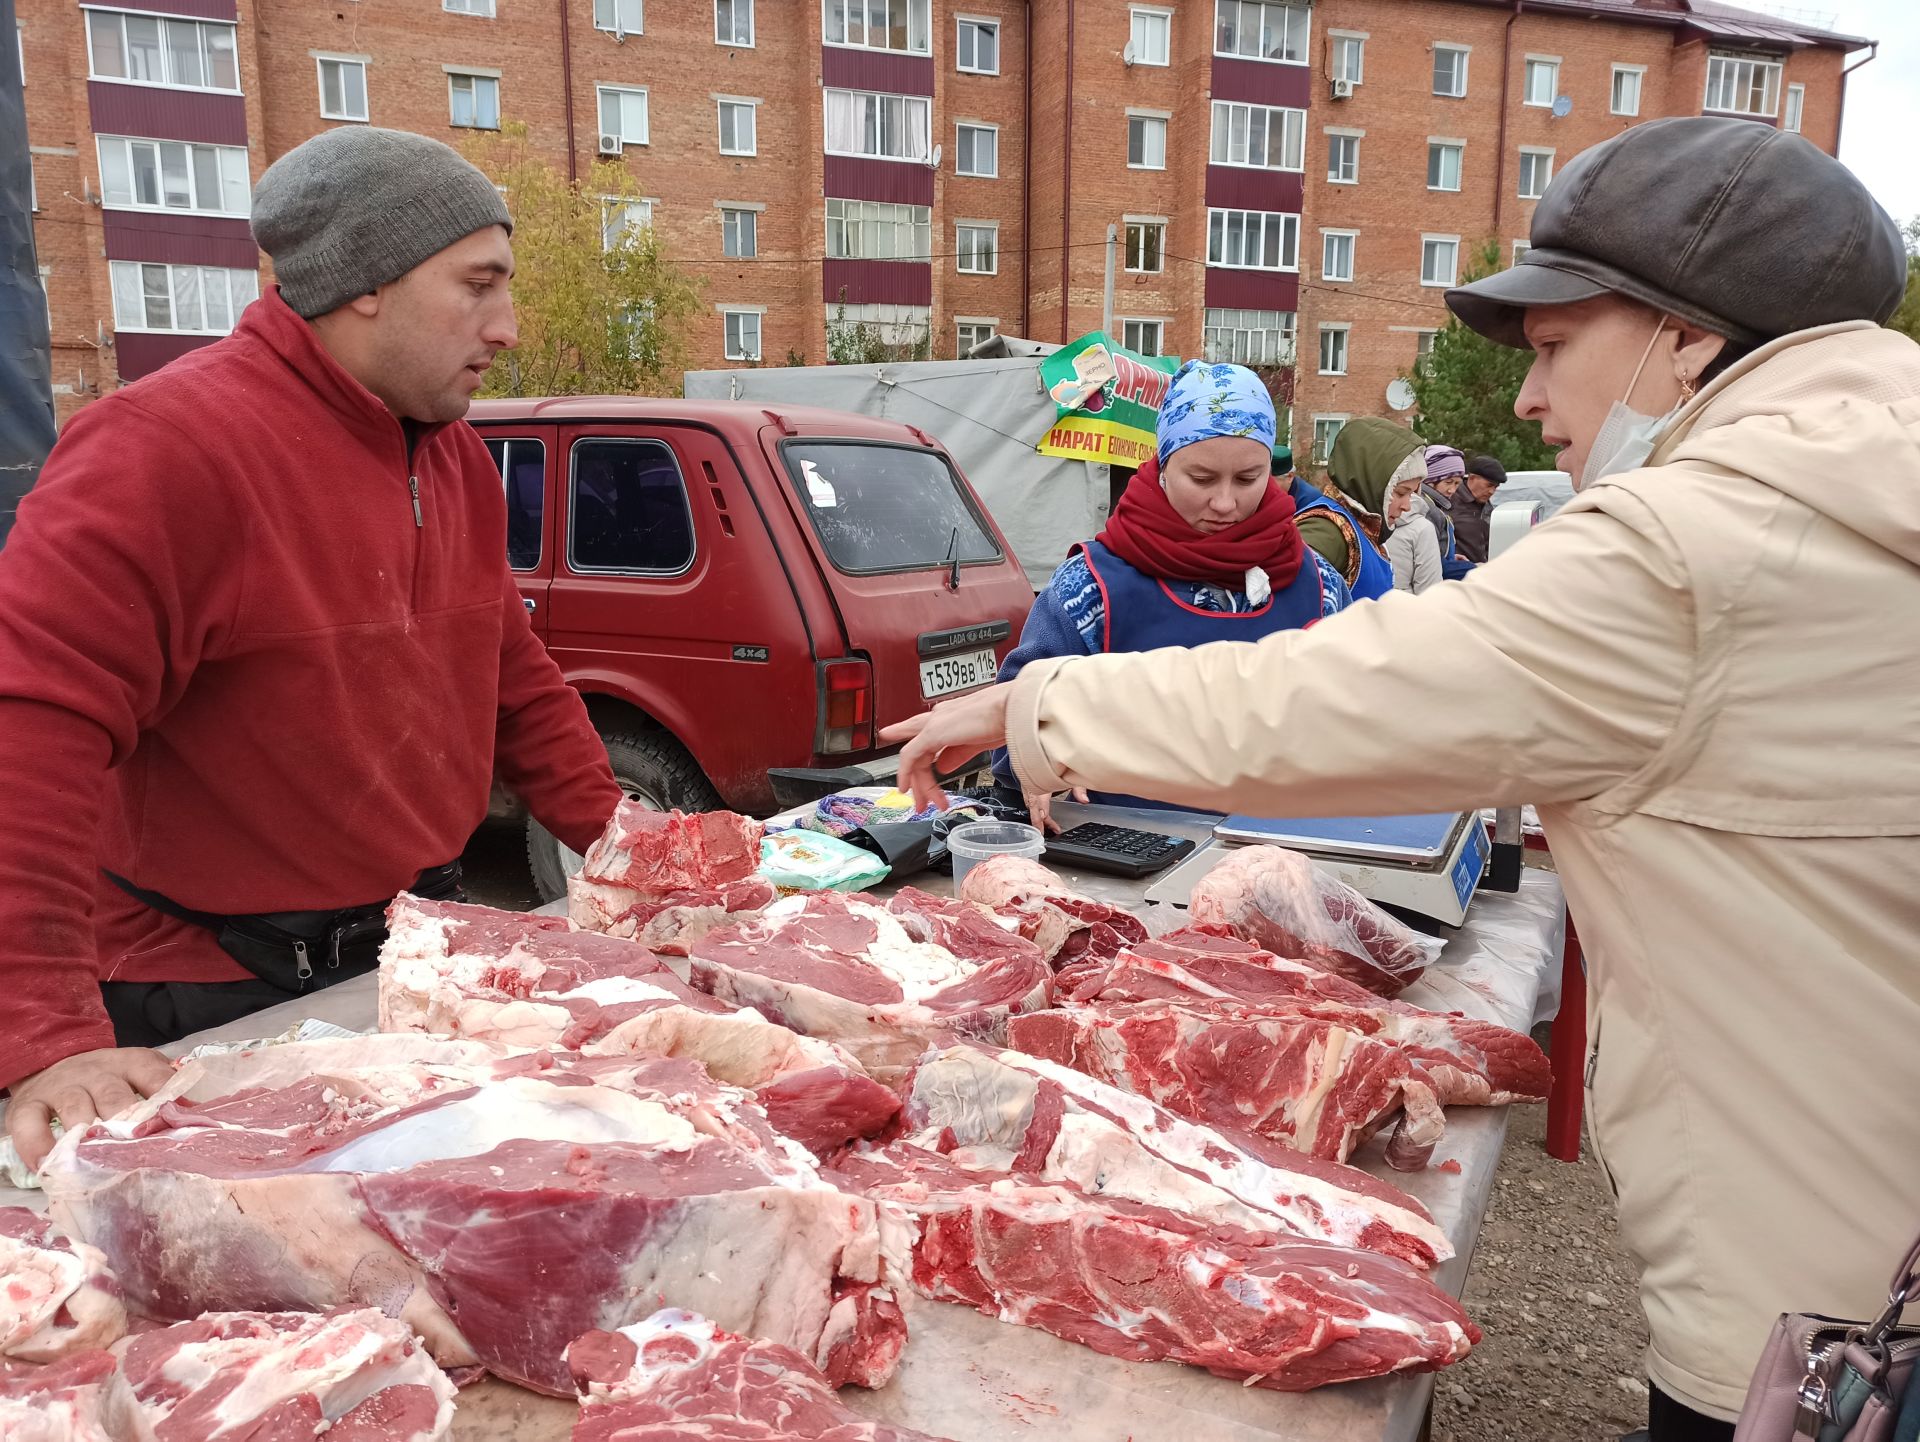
(1035, 332, 1180, 464)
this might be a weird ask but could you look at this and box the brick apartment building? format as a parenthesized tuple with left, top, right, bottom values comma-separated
(16, 0, 1871, 431)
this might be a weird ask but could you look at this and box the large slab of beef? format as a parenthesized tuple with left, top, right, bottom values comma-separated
(957, 855, 1149, 979)
(680, 890, 1052, 1077)
(568, 802, 776, 950)
(567, 1310, 950, 1442)
(833, 1144, 1476, 1391)
(1187, 845, 1445, 996)
(40, 1036, 905, 1397)
(899, 1044, 1450, 1270)
(1, 1207, 126, 1364)
(380, 895, 899, 1155)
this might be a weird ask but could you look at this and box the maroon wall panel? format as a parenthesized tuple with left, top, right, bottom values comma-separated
(1209, 56, 1313, 108)
(824, 154, 934, 206)
(1203, 269, 1301, 312)
(89, 83, 248, 145)
(103, 211, 258, 269)
(1203, 166, 1305, 212)
(820, 47, 935, 96)
(116, 331, 220, 380)
(822, 259, 933, 307)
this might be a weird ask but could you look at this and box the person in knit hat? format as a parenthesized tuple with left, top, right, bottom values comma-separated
(1419, 445, 1474, 578)
(0, 127, 621, 1169)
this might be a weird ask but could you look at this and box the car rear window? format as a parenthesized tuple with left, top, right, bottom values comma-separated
(781, 442, 1002, 575)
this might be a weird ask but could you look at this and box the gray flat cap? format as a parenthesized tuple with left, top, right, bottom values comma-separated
(253, 127, 511, 318)
(1448, 117, 1906, 350)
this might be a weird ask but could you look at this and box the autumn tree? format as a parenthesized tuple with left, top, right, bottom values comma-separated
(1885, 217, 1920, 345)
(460, 124, 703, 397)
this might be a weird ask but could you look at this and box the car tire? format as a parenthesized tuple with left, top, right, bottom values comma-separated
(526, 729, 724, 903)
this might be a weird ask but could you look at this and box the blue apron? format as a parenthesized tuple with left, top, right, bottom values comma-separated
(1291, 482, 1395, 601)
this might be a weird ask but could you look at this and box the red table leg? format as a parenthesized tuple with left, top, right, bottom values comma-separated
(1544, 920, 1586, 1163)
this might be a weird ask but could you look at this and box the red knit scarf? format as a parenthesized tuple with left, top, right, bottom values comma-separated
(1096, 456, 1304, 592)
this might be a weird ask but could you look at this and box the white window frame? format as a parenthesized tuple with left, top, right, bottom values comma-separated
(1129, 6, 1172, 66)
(1326, 128, 1361, 185)
(720, 204, 757, 258)
(1432, 43, 1468, 98)
(109, 259, 258, 335)
(1316, 323, 1349, 377)
(1203, 308, 1295, 366)
(1213, 0, 1310, 66)
(1427, 138, 1463, 193)
(825, 198, 931, 260)
(1311, 414, 1348, 466)
(443, 0, 493, 18)
(1523, 54, 1560, 108)
(1124, 216, 1166, 274)
(823, 88, 932, 164)
(955, 220, 998, 276)
(1329, 30, 1365, 85)
(1207, 206, 1300, 273)
(1320, 228, 1355, 283)
(716, 96, 758, 156)
(955, 120, 998, 177)
(955, 14, 999, 75)
(83, 10, 241, 94)
(1518, 146, 1553, 201)
(1120, 318, 1165, 357)
(1414, 329, 1438, 362)
(601, 196, 653, 251)
(1610, 63, 1645, 117)
(1210, 100, 1305, 172)
(314, 53, 368, 122)
(1704, 52, 1782, 117)
(823, 0, 931, 56)
(449, 69, 501, 130)
(956, 317, 997, 357)
(592, 0, 643, 36)
(721, 306, 763, 362)
(1127, 111, 1169, 170)
(96, 134, 251, 218)
(715, 0, 753, 47)
(598, 84, 649, 147)
(1420, 233, 1461, 288)
(1785, 81, 1805, 132)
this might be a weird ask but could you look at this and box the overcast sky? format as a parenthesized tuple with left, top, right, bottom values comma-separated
(1832, 0, 1920, 227)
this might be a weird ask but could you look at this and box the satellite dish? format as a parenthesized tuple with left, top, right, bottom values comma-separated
(1386, 377, 1417, 412)
(1550, 94, 1572, 118)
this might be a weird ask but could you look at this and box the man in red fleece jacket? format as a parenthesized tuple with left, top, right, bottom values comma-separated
(0, 127, 622, 1167)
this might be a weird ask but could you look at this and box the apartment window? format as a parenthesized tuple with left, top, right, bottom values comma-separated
(316, 56, 368, 121)
(1785, 82, 1805, 132)
(1427, 140, 1462, 192)
(1421, 235, 1460, 287)
(1611, 64, 1644, 117)
(1317, 324, 1348, 376)
(601, 197, 652, 251)
(1207, 207, 1299, 271)
(109, 260, 258, 335)
(1704, 53, 1781, 116)
(598, 86, 648, 147)
(1327, 131, 1359, 184)
(1513, 239, 1532, 263)
(87, 11, 238, 91)
(722, 309, 762, 361)
(1125, 220, 1165, 273)
(1321, 229, 1354, 283)
(593, 0, 642, 34)
(1121, 319, 1164, 356)
(1331, 33, 1364, 85)
(827, 198, 931, 259)
(1214, 0, 1309, 65)
(1524, 56, 1559, 107)
(716, 0, 753, 46)
(450, 72, 500, 129)
(1415, 330, 1438, 362)
(956, 222, 998, 275)
(444, 0, 493, 17)
(824, 0, 930, 55)
(1311, 415, 1346, 466)
(1128, 114, 1168, 170)
(1518, 147, 1553, 200)
(717, 98, 757, 155)
(1129, 6, 1171, 66)
(721, 206, 757, 258)
(1432, 44, 1467, 98)
(955, 122, 998, 177)
(956, 319, 996, 357)
(823, 88, 931, 162)
(1204, 308, 1294, 365)
(97, 136, 250, 217)
(1211, 101, 1305, 171)
(956, 16, 998, 74)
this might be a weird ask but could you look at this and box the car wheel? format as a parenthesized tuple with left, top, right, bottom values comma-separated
(526, 729, 724, 904)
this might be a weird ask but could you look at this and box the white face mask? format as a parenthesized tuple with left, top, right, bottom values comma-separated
(1578, 316, 1684, 491)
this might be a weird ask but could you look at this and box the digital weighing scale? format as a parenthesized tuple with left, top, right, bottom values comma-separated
(1143, 810, 1489, 927)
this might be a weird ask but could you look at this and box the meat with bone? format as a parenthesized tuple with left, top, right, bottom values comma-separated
(957, 855, 1149, 973)
(832, 1144, 1476, 1390)
(568, 804, 774, 950)
(380, 894, 900, 1155)
(0, 1351, 152, 1442)
(1066, 927, 1551, 1108)
(1187, 846, 1444, 997)
(680, 889, 1052, 1078)
(0, 1208, 126, 1364)
(41, 1035, 905, 1396)
(900, 1045, 1450, 1270)
(568, 1310, 952, 1442)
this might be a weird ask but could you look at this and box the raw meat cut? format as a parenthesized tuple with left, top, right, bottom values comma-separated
(568, 1310, 951, 1442)
(1066, 928, 1551, 1108)
(832, 1144, 1477, 1390)
(117, 1309, 456, 1441)
(41, 1036, 905, 1397)
(1187, 845, 1444, 996)
(568, 804, 774, 949)
(0, 1351, 152, 1442)
(958, 855, 1149, 977)
(680, 889, 1052, 1077)
(1006, 998, 1448, 1169)
(380, 895, 899, 1155)
(900, 1044, 1450, 1270)
(0, 1208, 126, 1364)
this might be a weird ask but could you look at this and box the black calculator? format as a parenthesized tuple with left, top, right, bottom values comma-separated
(1043, 822, 1196, 879)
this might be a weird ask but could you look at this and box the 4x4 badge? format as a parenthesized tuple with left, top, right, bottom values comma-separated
(731, 644, 770, 663)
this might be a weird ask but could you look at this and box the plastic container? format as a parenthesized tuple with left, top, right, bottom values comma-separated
(946, 820, 1045, 897)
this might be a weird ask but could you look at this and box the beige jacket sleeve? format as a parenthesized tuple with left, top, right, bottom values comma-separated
(1004, 489, 1695, 817)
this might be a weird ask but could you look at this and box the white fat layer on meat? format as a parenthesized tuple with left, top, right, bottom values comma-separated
(564, 975, 683, 1007)
(763, 896, 980, 1002)
(381, 905, 456, 962)
(319, 1076, 699, 1174)
(586, 1309, 720, 1402)
(0, 1235, 87, 1351)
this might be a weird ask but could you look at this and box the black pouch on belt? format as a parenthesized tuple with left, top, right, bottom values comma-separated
(101, 862, 465, 994)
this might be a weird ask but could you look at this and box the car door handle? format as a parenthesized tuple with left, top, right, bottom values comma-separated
(523, 597, 537, 614)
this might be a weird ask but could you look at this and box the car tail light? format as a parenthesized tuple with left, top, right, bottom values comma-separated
(817, 657, 874, 754)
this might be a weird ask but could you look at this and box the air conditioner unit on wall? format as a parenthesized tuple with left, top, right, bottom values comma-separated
(1331, 78, 1354, 100)
(599, 133, 622, 155)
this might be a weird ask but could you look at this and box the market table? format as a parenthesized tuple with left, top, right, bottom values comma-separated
(0, 810, 1566, 1442)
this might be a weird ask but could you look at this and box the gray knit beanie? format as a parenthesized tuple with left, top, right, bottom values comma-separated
(252, 127, 512, 319)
